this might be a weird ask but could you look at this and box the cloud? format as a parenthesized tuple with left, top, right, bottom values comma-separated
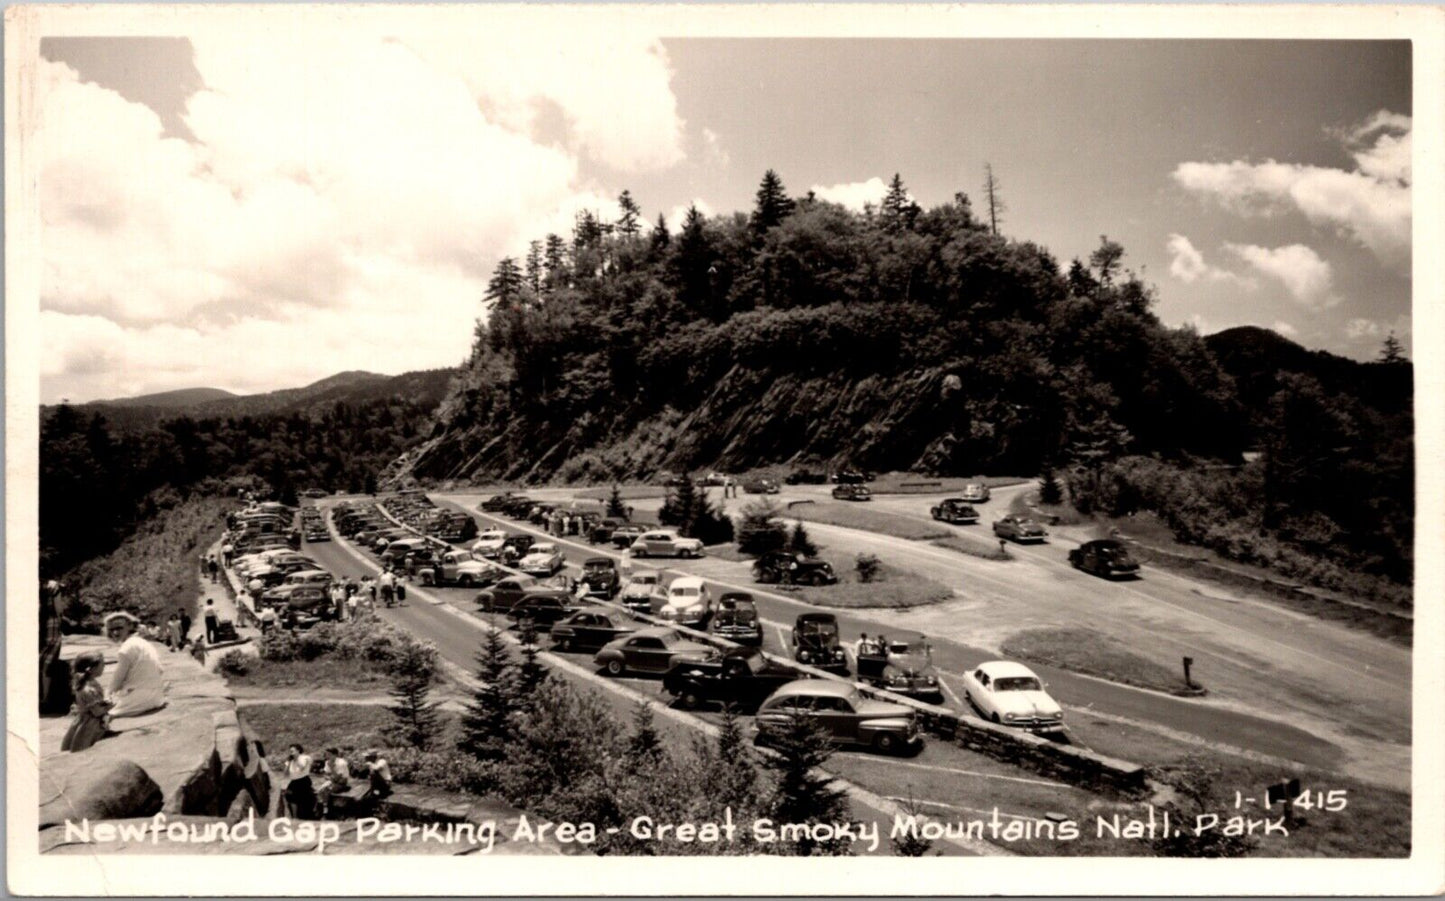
(666, 198, 716, 231)
(1271, 321, 1298, 338)
(1172, 111, 1411, 269)
(1224, 243, 1338, 309)
(36, 30, 690, 403)
(809, 177, 888, 211)
(1165, 234, 1255, 287)
(701, 127, 730, 168)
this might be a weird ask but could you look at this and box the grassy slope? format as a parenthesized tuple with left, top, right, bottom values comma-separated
(1001, 627, 1194, 694)
(784, 500, 951, 540)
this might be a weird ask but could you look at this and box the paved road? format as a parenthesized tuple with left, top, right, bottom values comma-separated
(435, 493, 1350, 774)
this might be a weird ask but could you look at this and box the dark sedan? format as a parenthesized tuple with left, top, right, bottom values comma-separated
(992, 514, 1048, 543)
(663, 646, 801, 711)
(506, 595, 578, 631)
(551, 610, 636, 653)
(1068, 538, 1142, 579)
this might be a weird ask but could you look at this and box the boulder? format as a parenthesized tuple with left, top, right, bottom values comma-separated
(40, 759, 162, 827)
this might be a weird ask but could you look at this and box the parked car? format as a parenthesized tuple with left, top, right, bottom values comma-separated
(753, 550, 837, 586)
(281, 586, 337, 629)
(518, 542, 566, 577)
(930, 498, 980, 524)
(471, 529, 510, 559)
(629, 529, 704, 559)
(475, 576, 573, 614)
(959, 482, 991, 503)
(619, 571, 664, 615)
(830, 469, 872, 485)
(700, 472, 727, 487)
(960, 661, 1064, 732)
(609, 525, 649, 550)
(658, 576, 714, 629)
(418, 552, 505, 588)
(479, 493, 518, 513)
(754, 680, 923, 754)
(790, 613, 850, 675)
(832, 484, 872, 502)
(551, 610, 636, 653)
(499, 496, 536, 518)
(708, 593, 763, 646)
(586, 518, 624, 545)
(507, 595, 577, 631)
(993, 514, 1048, 543)
(594, 627, 712, 676)
(577, 557, 621, 599)
(741, 477, 780, 495)
(259, 569, 334, 608)
(856, 639, 944, 704)
(663, 646, 800, 711)
(498, 534, 536, 562)
(1068, 539, 1141, 579)
(300, 488, 328, 499)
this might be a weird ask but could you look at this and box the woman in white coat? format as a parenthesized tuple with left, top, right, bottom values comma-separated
(103, 612, 167, 718)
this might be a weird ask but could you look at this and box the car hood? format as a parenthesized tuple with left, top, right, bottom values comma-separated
(992, 690, 1063, 717)
(884, 655, 935, 677)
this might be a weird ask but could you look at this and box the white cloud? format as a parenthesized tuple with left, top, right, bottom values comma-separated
(809, 177, 888, 212)
(1224, 243, 1338, 309)
(1172, 111, 1411, 269)
(1165, 234, 1254, 287)
(701, 127, 730, 168)
(36, 29, 691, 402)
(1271, 321, 1299, 338)
(1342, 314, 1409, 346)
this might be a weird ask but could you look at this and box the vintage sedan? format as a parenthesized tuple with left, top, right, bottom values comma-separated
(930, 498, 980, 524)
(578, 557, 621, 599)
(479, 493, 518, 513)
(506, 594, 577, 631)
(609, 524, 649, 550)
(708, 593, 763, 646)
(259, 569, 333, 607)
(594, 627, 712, 676)
(741, 477, 780, 495)
(790, 613, 850, 675)
(753, 550, 837, 586)
(517, 542, 566, 577)
(754, 680, 923, 755)
(960, 661, 1065, 732)
(470, 529, 510, 558)
(475, 576, 573, 614)
(551, 610, 635, 653)
(959, 482, 992, 503)
(663, 646, 799, 711)
(629, 529, 704, 559)
(832, 483, 872, 502)
(658, 576, 714, 629)
(830, 469, 871, 485)
(992, 514, 1048, 543)
(856, 639, 944, 704)
(618, 571, 664, 615)
(1068, 539, 1142, 579)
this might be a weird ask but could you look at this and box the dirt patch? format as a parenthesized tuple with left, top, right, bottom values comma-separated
(1001, 627, 1198, 695)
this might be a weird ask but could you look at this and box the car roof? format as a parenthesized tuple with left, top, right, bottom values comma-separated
(1086, 539, 1126, 549)
(584, 557, 613, 566)
(770, 679, 854, 699)
(977, 660, 1040, 679)
(669, 576, 705, 588)
(796, 612, 838, 624)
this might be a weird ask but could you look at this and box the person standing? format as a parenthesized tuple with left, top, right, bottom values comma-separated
(62, 651, 113, 752)
(258, 605, 278, 634)
(165, 614, 182, 650)
(103, 612, 166, 718)
(40, 581, 66, 713)
(281, 744, 317, 819)
(221, 541, 234, 567)
(203, 600, 220, 644)
(177, 607, 192, 650)
(207, 556, 220, 584)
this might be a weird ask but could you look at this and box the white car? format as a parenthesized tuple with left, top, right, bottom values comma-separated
(960, 661, 1064, 732)
(619, 571, 664, 614)
(630, 530, 705, 559)
(658, 576, 713, 628)
(471, 529, 509, 559)
(518, 542, 565, 577)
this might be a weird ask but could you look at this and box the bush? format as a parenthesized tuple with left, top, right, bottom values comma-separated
(788, 521, 817, 556)
(217, 649, 251, 677)
(258, 628, 300, 662)
(736, 499, 787, 556)
(855, 554, 881, 583)
(386, 747, 497, 796)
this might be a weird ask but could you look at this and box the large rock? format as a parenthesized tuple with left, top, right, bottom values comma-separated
(39, 759, 162, 827)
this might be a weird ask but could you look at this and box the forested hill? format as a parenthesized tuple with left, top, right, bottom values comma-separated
(404, 172, 1249, 484)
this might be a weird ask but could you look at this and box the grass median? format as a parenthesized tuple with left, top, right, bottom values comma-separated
(784, 499, 952, 540)
(791, 561, 955, 610)
(1001, 627, 1197, 694)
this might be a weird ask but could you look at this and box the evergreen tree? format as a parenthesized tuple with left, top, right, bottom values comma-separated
(1380, 332, 1406, 363)
(712, 704, 762, 810)
(658, 472, 699, 529)
(982, 162, 1005, 235)
(625, 699, 663, 763)
(543, 233, 568, 284)
(751, 169, 795, 236)
(485, 257, 525, 306)
(607, 484, 628, 519)
(736, 498, 787, 556)
(762, 713, 852, 856)
(1089, 235, 1126, 287)
(675, 205, 713, 313)
(649, 213, 671, 254)
(617, 190, 642, 237)
(516, 618, 550, 704)
(787, 520, 817, 556)
(384, 642, 442, 750)
(461, 628, 520, 762)
(1039, 467, 1064, 506)
(880, 173, 914, 233)
(525, 240, 544, 294)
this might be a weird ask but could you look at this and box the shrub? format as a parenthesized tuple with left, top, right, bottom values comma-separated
(855, 553, 881, 583)
(258, 628, 300, 662)
(386, 747, 497, 796)
(736, 499, 787, 556)
(217, 649, 251, 677)
(788, 521, 817, 556)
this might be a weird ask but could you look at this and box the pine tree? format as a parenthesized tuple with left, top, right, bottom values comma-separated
(649, 213, 670, 254)
(385, 642, 441, 750)
(484, 257, 524, 306)
(607, 484, 627, 520)
(625, 699, 663, 763)
(736, 498, 787, 556)
(788, 521, 817, 556)
(751, 169, 795, 236)
(676, 206, 713, 312)
(543, 233, 568, 285)
(881, 173, 911, 233)
(1039, 467, 1064, 506)
(762, 712, 852, 856)
(982, 163, 1006, 235)
(460, 627, 519, 762)
(1380, 332, 1406, 363)
(516, 618, 549, 705)
(524, 240, 544, 294)
(617, 190, 642, 237)
(659, 472, 698, 529)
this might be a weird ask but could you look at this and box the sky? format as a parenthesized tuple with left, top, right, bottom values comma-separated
(35, 33, 1412, 403)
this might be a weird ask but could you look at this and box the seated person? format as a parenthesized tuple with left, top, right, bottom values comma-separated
(315, 747, 352, 817)
(281, 744, 317, 819)
(103, 612, 167, 718)
(358, 750, 393, 806)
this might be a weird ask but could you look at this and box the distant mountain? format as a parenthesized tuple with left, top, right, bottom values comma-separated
(52, 368, 458, 429)
(1204, 326, 1411, 423)
(95, 387, 237, 408)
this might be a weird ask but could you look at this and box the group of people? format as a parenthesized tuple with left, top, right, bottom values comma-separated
(61, 611, 168, 753)
(280, 743, 393, 819)
(853, 632, 932, 661)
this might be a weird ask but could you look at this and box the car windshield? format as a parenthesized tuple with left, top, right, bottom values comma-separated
(585, 563, 611, 573)
(633, 576, 658, 586)
(799, 621, 837, 638)
(994, 677, 1043, 692)
(671, 587, 700, 598)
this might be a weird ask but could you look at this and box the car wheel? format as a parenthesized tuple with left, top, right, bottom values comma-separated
(874, 732, 898, 755)
(605, 659, 624, 677)
(680, 690, 701, 710)
(460, 575, 475, 587)
(990, 712, 1001, 724)
(559, 637, 574, 652)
